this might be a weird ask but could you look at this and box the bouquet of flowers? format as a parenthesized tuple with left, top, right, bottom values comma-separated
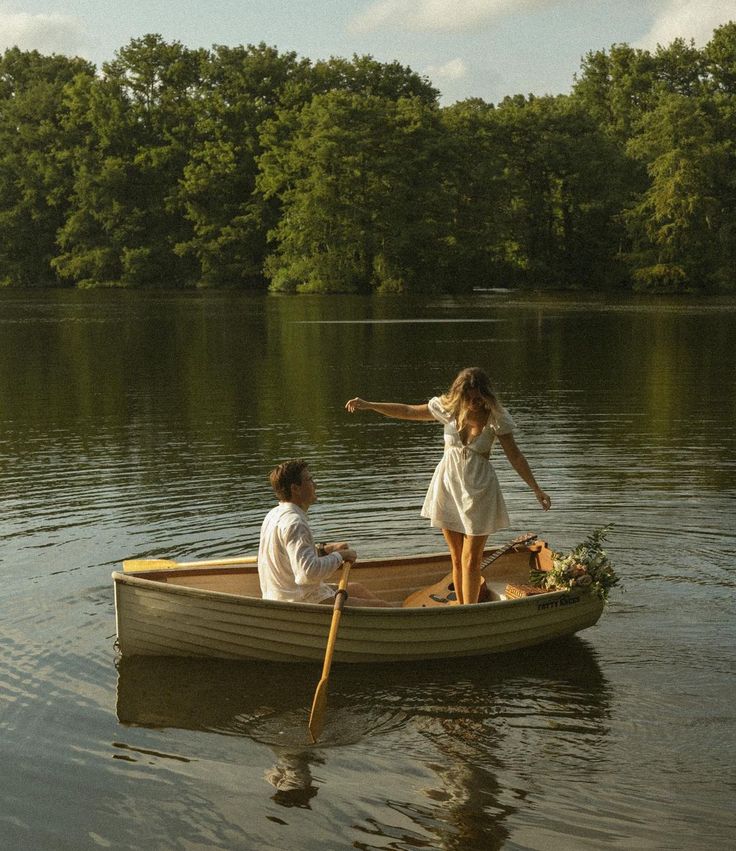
(531, 526, 620, 601)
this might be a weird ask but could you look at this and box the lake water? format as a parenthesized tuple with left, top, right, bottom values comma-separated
(1, 289, 734, 850)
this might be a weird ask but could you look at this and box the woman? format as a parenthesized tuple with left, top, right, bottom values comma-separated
(345, 367, 550, 604)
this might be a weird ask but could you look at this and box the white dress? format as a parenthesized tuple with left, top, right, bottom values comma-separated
(420, 396, 515, 536)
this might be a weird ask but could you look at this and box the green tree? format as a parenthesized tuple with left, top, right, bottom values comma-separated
(494, 95, 630, 288)
(53, 35, 205, 287)
(704, 20, 736, 94)
(280, 53, 439, 110)
(439, 99, 509, 289)
(653, 38, 706, 96)
(175, 43, 306, 288)
(3, 31, 734, 294)
(0, 48, 94, 287)
(258, 91, 450, 293)
(625, 92, 736, 291)
(572, 44, 660, 142)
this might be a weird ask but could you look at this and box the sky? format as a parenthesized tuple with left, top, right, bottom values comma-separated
(1, 0, 735, 103)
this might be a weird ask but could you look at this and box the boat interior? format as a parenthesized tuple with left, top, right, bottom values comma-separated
(127, 540, 551, 608)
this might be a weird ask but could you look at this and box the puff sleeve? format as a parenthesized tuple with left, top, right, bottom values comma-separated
(490, 404, 515, 436)
(427, 396, 453, 424)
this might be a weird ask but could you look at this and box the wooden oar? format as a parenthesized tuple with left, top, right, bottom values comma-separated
(307, 560, 352, 744)
(122, 555, 258, 572)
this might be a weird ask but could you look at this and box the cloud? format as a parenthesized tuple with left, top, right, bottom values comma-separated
(637, 0, 735, 49)
(349, 0, 557, 33)
(0, 9, 87, 56)
(426, 57, 469, 80)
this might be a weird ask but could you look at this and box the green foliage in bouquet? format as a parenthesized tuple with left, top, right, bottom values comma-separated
(531, 527, 620, 601)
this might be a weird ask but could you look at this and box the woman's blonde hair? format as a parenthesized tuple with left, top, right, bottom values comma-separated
(439, 367, 499, 432)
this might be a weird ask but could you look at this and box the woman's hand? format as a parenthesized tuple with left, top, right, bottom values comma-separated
(535, 488, 551, 511)
(345, 397, 369, 413)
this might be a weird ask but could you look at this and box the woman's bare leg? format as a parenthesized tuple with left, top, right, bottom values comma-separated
(461, 535, 488, 604)
(442, 529, 465, 604)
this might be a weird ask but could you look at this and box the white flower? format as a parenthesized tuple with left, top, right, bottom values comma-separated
(532, 527, 620, 601)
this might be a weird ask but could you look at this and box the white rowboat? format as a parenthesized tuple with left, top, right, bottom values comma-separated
(112, 542, 604, 663)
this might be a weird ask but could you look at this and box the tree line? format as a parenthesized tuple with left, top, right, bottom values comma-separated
(1, 24, 735, 293)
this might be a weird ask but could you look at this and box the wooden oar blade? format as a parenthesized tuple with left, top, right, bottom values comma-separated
(122, 555, 259, 572)
(306, 561, 352, 743)
(122, 558, 178, 572)
(307, 677, 329, 743)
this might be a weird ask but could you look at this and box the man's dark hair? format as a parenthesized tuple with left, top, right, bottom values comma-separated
(269, 459, 309, 501)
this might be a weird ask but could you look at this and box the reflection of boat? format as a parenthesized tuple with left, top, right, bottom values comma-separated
(116, 639, 610, 823)
(115, 638, 609, 735)
(112, 543, 605, 662)
(116, 656, 318, 731)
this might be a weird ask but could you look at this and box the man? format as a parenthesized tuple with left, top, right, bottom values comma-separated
(258, 460, 392, 607)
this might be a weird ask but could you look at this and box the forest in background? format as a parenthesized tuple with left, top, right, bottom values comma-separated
(1, 23, 735, 294)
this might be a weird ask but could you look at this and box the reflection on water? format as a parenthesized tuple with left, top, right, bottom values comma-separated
(264, 751, 321, 808)
(115, 640, 609, 739)
(116, 637, 610, 844)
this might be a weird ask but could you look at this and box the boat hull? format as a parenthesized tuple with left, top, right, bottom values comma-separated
(113, 549, 604, 662)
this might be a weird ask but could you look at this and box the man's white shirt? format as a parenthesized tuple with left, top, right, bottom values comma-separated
(258, 502, 343, 602)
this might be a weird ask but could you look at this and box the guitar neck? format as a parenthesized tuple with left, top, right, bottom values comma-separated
(481, 535, 536, 572)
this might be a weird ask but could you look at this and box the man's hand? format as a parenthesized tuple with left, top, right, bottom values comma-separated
(334, 547, 357, 563)
(325, 542, 350, 553)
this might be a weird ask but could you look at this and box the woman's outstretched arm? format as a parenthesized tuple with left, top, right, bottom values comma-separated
(498, 433, 551, 510)
(345, 398, 434, 421)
